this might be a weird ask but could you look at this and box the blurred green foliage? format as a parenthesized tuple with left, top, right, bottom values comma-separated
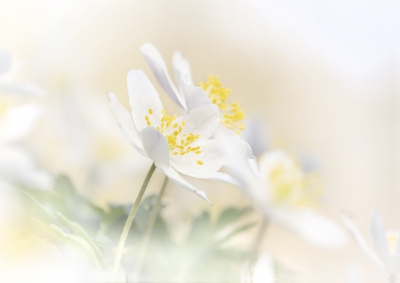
(14, 174, 268, 282)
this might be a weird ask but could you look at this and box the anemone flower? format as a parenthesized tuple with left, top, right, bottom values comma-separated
(344, 211, 400, 279)
(108, 69, 238, 203)
(139, 43, 253, 159)
(223, 133, 347, 248)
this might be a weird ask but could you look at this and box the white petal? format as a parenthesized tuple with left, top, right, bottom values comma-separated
(253, 253, 276, 283)
(170, 140, 223, 173)
(0, 104, 41, 143)
(139, 127, 170, 167)
(172, 51, 193, 86)
(0, 82, 46, 97)
(269, 208, 348, 249)
(170, 140, 238, 185)
(140, 43, 185, 109)
(370, 211, 390, 262)
(0, 146, 54, 190)
(214, 125, 255, 161)
(179, 79, 211, 110)
(0, 49, 12, 77)
(108, 92, 146, 155)
(182, 104, 220, 141)
(343, 215, 384, 268)
(127, 70, 163, 132)
(159, 165, 210, 204)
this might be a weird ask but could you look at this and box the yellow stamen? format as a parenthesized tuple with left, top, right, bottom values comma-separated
(145, 108, 202, 157)
(200, 75, 246, 135)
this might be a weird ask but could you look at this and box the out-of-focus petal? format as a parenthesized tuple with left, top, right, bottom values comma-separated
(140, 43, 184, 109)
(160, 165, 210, 204)
(269, 208, 348, 249)
(0, 49, 12, 77)
(0, 104, 41, 143)
(108, 92, 146, 155)
(214, 125, 255, 161)
(182, 104, 220, 141)
(241, 118, 268, 158)
(0, 146, 53, 190)
(343, 215, 384, 268)
(253, 253, 276, 283)
(370, 211, 390, 262)
(127, 70, 163, 132)
(0, 82, 46, 97)
(179, 79, 211, 110)
(172, 51, 193, 87)
(139, 127, 170, 167)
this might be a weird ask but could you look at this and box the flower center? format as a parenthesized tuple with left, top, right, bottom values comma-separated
(145, 108, 203, 165)
(268, 158, 321, 208)
(199, 75, 245, 135)
(387, 231, 399, 254)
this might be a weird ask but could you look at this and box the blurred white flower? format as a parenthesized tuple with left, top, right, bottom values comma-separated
(0, 50, 52, 190)
(30, 87, 154, 203)
(344, 211, 400, 275)
(224, 136, 347, 248)
(140, 43, 253, 160)
(0, 49, 45, 97)
(109, 69, 238, 204)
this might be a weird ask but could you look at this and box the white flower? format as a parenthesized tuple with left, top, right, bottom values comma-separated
(0, 49, 45, 97)
(140, 43, 253, 160)
(224, 139, 347, 248)
(0, 51, 52, 190)
(343, 211, 400, 274)
(108, 69, 238, 203)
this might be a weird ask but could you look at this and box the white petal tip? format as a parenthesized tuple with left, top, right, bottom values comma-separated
(195, 189, 212, 205)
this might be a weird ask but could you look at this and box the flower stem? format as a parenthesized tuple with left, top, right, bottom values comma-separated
(246, 218, 268, 280)
(133, 176, 169, 281)
(113, 162, 156, 273)
(251, 218, 268, 257)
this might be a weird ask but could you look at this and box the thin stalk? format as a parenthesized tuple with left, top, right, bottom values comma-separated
(248, 218, 268, 280)
(133, 176, 169, 281)
(251, 218, 268, 257)
(113, 163, 156, 273)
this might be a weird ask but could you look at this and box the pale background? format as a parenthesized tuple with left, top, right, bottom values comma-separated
(0, 0, 399, 282)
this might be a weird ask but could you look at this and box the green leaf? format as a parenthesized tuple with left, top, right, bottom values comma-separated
(33, 219, 102, 269)
(216, 207, 252, 230)
(57, 212, 107, 268)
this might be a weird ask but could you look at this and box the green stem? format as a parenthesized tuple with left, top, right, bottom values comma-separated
(251, 218, 268, 257)
(133, 176, 169, 281)
(247, 218, 268, 280)
(113, 163, 156, 273)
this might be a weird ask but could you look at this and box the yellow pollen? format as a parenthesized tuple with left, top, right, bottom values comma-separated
(200, 75, 245, 134)
(197, 160, 203, 165)
(149, 109, 153, 115)
(146, 108, 202, 156)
